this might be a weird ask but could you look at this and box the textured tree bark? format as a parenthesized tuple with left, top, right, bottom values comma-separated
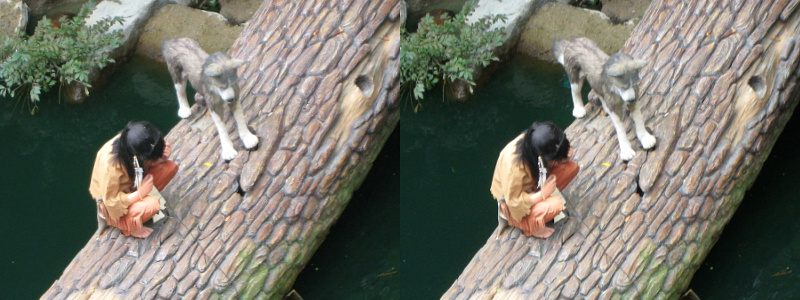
(444, 0, 800, 299)
(43, 0, 403, 299)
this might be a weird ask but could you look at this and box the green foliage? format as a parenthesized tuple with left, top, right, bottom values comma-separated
(574, 0, 601, 9)
(399, 3, 506, 103)
(0, 1, 123, 110)
(199, 0, 221, 12)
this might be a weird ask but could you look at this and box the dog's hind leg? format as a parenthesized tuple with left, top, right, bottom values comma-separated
(230, 101, 259, 150)
(209, 109, 238, 161)
(175, 76, 192, 119)
(565, 62, 587, 118)
(570, 79, 586, 118)
(631, 101, 656, 149)
(194, 92, 206, 107)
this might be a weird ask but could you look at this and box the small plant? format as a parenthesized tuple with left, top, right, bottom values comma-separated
(574, 0, 602, 10)
(0, 1, 123, 112)
(399, 3, 506, 105)
(199, 0, 221, 12)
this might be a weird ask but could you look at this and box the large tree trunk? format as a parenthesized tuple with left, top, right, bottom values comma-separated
(445, 0, 800, 299)
(43, 0, 403, 299)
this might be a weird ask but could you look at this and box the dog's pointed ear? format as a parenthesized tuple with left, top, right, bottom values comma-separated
(606, 64, 624, 77)
(632, 59, 647, 69)
(228, 59, 246, 69)
(204, 65, 222, 77)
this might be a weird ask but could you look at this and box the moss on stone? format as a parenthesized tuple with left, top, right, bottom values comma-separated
(517, 2, 637, 61)
(136, 4, 243, 61)
(642, 266, 668, 299)
(241, 264, 268, 299)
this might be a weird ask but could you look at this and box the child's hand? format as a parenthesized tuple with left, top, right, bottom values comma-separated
(541, 175, 557, 198)
(139, 174, 154, 196)
(568, 146, 574, 160)
(162, 141, 172, 160)
(530, 175, 558, 203)
(128, 174, 154, 203)
(152, 142, 172, 165)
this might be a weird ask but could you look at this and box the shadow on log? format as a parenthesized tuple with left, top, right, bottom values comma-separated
(43, 0, 403, 299)
(445, 0, 800, 299)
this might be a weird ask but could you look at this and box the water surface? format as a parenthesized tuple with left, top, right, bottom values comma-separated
(0, 55, 179, 298)
(688, 115, 800, 299)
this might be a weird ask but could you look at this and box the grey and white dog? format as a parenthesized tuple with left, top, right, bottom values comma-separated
(162, 38, 258, 161)
(553, 37, 655, 161)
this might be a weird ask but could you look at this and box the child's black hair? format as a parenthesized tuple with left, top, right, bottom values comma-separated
(515, 121, 571, 183)
(112, 121, 165, 184)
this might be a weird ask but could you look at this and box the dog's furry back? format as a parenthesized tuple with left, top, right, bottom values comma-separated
(162, 38, 208, 91)
(553, 38, 609, 90)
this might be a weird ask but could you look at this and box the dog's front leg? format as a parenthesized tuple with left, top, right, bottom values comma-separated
(231, 101, 259, 150)
(209, 110, 238, 161)
(631, 102, 656, 149)
(609, 111, 636, 161)
(601, 100, 636, 161)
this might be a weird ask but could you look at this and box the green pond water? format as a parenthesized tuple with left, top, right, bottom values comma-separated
(0, 54, 797, 299)
(0, 55, 180, 298)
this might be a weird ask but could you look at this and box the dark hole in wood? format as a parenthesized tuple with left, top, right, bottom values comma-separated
(748, 75, 766, 98)
(355, 75, 374, 98)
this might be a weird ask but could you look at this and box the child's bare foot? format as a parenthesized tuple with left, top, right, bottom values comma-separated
(131, 227, 154, 238)
(531, 227, 555, 239)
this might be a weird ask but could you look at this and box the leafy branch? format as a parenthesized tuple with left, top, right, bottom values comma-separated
(0, 1, 123, 111)
(399, 3, 506, 103)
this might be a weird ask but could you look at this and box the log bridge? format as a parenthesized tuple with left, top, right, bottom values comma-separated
(445, 0, 800, 299)
(44, 0, 403, 299)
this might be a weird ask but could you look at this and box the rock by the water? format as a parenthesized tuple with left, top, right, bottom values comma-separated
(219, 0, 262, 25)
(469, 0, 549, 60)
(407, 0, 452, 15)
(62, 0, 163, 104)
(25, 0, 82, 18)
(0, 0, 27, 39)
(136, 4, 243, 61)
(601, 0, 652, 23)
(441, 0, 548, 101)
(85, 0, 162, 59)
(518, 2, 637, 61)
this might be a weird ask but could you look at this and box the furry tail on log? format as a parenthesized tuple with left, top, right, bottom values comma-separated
(552, 38, 570, 65)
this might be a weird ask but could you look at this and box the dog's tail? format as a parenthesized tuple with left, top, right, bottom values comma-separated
(552, 39, 569, 65)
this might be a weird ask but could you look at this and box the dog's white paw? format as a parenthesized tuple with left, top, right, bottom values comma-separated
(572, 106, 586, 119)
(640, 134, 657, 150)
(221, 146, 238, 161)
(242, 133, 259, 149)
(178, 107, 192, 119)
(619, 146, 636, 161)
